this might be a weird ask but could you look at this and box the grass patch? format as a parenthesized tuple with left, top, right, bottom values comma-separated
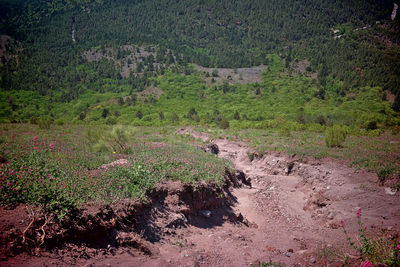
(0, 124, 230, 218)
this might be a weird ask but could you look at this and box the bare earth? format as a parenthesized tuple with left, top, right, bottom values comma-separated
(193, 64, 267, 85)
(1, 128, 399, 266)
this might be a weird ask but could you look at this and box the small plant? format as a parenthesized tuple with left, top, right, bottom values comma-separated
(377, 166, 395, 185)
(325, 125, 346, 147)
(341, 208, 400, 266)
(247, 152, 255, 162)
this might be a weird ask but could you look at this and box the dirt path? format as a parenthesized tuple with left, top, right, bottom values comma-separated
(3, 128, 400, 266)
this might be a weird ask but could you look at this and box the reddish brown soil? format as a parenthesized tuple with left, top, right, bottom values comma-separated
(1, 128, 400, 266)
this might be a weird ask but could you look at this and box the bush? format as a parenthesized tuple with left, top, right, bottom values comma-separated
(37, 115, 52, 129)
(325, 125, 347, 147)
(366, 121, 378, 130)
(219, 117, 230, 129)
(377, 166, 394, 184)
(54, 119, 66, 125)
(105, 116, 117, 125)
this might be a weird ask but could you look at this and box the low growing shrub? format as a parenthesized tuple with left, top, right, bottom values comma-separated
(37, 115, 52, 129)
(325, 125, 347, 147)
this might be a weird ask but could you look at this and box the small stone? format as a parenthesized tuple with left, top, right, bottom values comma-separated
(385, 187, 397, 196)
(285, 252, 291, 257)
(309, 257, 316, 264)
(297, 249, 307, 255)
(200, 210, 212, 218)
(327, 212, 334, 220)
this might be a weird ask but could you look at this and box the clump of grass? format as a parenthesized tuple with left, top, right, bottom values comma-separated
(377, 165, 395, 185)
(325, 125, 347, 147)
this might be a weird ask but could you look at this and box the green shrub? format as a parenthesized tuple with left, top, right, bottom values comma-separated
(110, 125, 129, 149)
(325, 125, 347, 147)
(377, 166, 394, 184)
(105, 116, 117, 125)
(219, 117, 230, 129)
(54, 119, 66, 125)
(29, 116, 38, 125)
(37, 115, 52, 129)
(93, 139, 112, 153)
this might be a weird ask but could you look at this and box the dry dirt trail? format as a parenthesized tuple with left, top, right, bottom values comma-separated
(2, 128, 399, 267)
(169, 128, 400, 266)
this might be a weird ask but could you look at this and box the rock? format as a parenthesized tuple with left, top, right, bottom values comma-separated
(297, 249, 307, 255)
(199, 210, 212, 218)
(327, 212, 334, 220)
(166, 213, 187, 228)
(236, 170, 251, 186)
(309, 257, 316, 264)
(205, 144, 219, 155)
(385, 187, 397, 196)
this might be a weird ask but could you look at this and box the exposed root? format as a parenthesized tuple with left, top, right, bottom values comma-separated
(38, 215, 50, 248)
(22, 208, 35, 245)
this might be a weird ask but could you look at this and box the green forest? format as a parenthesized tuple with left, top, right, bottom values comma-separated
(0, 0, 400, 129)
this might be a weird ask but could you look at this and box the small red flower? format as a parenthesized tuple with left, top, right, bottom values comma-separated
(357, 208, 362, 217)
(362, 260, 373, 267)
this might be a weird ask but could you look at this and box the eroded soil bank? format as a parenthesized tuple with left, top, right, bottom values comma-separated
(1, 128, 400, 266)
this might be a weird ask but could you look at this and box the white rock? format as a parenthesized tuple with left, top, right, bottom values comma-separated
(385, 187, 397, 196)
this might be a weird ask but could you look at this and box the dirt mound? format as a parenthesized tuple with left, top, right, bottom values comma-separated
(1, 171, 247, 265)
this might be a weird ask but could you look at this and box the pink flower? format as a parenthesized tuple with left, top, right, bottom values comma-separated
(362, 260, 373, 267)
(11, 135, 15, 140)
(340, 220, 345, 226)
(396, 245, 400, 250)
(33, 136, 37, 142)
(49, 142, 54, 149)
(357, 208, 362, 217)
(125, 144, 129, 149)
